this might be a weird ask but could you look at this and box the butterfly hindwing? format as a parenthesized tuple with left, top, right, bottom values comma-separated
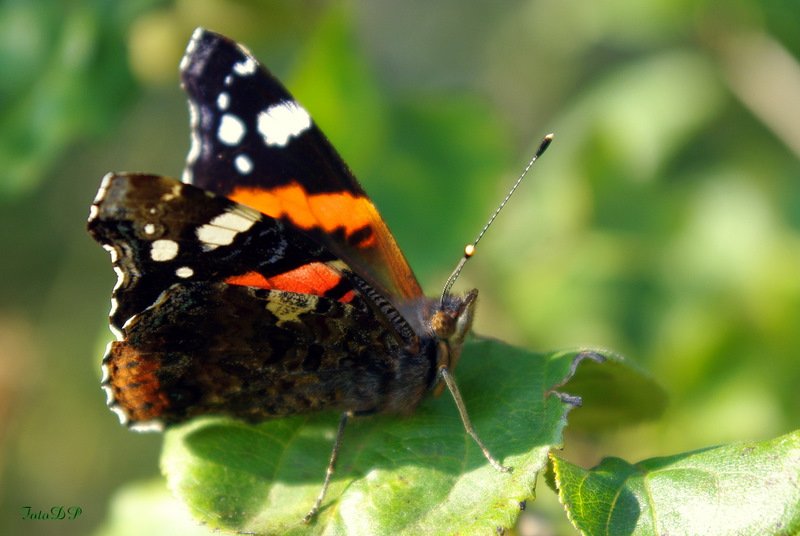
(180, 29, 423, 304)
(102, 282, 415, 430)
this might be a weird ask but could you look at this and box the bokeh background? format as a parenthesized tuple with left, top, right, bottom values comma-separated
(2, 1, 799, 535)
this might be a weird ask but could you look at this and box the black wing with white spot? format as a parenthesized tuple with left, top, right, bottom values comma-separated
(87, 172, 336, 337)
(178, 28, 424, 303)
(180, 28, 365, 197)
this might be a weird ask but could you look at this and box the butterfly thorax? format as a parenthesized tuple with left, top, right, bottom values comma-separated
(385, 290, 478, 410)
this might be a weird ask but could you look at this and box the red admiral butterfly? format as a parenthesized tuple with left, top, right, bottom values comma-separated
(88, 28, 551, 522)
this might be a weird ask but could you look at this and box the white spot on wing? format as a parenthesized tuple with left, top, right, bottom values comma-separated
(109, 402, 130, 425)
(175, 266, 194, 278)
(224, 74, 233, 86)
(217, 92, 230, 110)
(94, 172, 114, 204)
(184, 99, 201, 184)
(101, 356, 112, 383)
(160, 182, 182, 202)
(216, 209, 260, 232)
(233, 56, 257, 76)
(102, 244, 119, 263)
(235, 154, 253, 174)
(180, 27, 205, 72)
(120, 312, 138, 333)
(150, 239, 179, 262)
(218, 113, 246, 146)
(109, 323, 124, 342)
(88, 204, 99, 222)
(143, 223, 155, 235)
(112, 266, 125, 292)
(102, 379, 115, 404)
(196, 207, 259, 250)
(257, 101, 312, 147)
(130, 420, 165, 433)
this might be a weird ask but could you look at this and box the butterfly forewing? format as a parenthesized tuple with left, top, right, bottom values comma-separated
(180, 29, 422, 303)
(87, 173, 352, 335)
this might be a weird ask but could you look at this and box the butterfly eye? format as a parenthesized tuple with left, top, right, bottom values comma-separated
(431, 310, 456, 339)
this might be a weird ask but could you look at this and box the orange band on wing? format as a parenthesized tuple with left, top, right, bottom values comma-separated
(226, 262, 354, 302)
(109, 344, 170, 421)
(230, 182, 376, 248)
(225, 271, 271, 288)
(229, 181, 424, 302)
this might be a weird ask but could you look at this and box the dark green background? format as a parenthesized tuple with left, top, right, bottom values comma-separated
(1, 1, 799, 535)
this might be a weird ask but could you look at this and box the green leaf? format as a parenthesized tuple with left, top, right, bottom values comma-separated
(160, 340, 658, 535)
(548, 348, 667, 433)
(551, 429, 800, 536)
(92, 479, 215, 536)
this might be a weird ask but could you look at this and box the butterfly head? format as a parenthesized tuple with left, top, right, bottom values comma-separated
(432, 289, 478, 344)
(429, 289, 478, 396)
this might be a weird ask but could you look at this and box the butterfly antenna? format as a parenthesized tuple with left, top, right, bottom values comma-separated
(440, 133, 553, 306)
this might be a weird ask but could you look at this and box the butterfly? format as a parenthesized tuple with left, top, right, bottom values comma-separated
(88, 27, 550, 522)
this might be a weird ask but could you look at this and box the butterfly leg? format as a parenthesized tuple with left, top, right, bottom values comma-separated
(303, 410, 351, 523)
(439, 366, 512, 473)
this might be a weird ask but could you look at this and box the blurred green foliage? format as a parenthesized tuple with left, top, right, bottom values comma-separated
(1, 1, 799, 535)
